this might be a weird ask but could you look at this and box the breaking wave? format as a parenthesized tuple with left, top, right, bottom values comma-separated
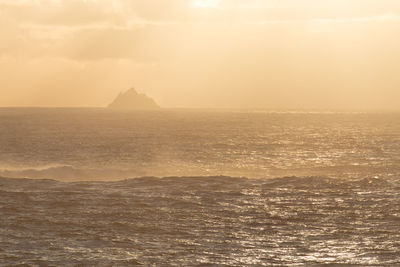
(0, 165, 141, 181)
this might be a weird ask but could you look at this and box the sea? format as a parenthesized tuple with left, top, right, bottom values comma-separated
(0, 108, 399, 266)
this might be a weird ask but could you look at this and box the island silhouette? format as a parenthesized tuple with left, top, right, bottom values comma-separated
(108, 88, 160, 109)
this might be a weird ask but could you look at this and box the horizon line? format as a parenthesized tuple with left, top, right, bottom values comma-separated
(0, 106, 399, 113)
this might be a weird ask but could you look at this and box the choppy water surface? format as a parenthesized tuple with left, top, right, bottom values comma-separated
(1, 176, 400, 266)
(0, 108, 400, 265)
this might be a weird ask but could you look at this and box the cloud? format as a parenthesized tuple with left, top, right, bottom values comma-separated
(251, 13, 400, 26)
(312, 13, 400, 23)
(0, 0, 126, 26)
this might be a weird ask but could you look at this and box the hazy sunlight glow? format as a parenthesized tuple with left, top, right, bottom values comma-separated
(1, 0, 400, 110)
(192, 0, 220, 8)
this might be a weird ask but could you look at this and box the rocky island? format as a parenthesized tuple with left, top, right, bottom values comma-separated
(108, 88, 160, 109)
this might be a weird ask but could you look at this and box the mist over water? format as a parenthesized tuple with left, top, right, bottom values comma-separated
(1, 108, 400, 265)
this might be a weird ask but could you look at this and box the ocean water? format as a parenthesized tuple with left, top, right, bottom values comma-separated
(0, 108, 400, 266)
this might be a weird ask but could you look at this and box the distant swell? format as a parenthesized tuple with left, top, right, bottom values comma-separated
(0, 174, 399, 190)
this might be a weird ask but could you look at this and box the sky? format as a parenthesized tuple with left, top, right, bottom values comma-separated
(0, 0, 399, 109)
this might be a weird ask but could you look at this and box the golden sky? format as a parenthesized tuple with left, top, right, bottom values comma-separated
(0, 0, 399, 109)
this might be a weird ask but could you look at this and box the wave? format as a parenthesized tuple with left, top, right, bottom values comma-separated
(0, 165, 148, 181)
(1, 174, 399, 190)
(1, 162, 398, 183)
